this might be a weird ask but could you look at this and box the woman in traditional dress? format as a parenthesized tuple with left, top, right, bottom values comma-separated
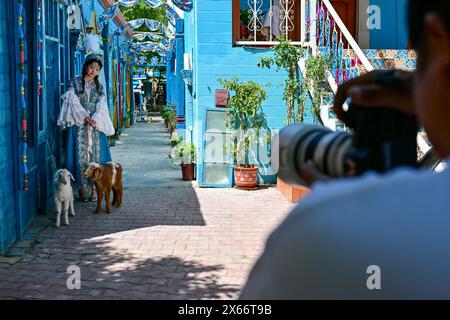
(64, 54, 113, 201)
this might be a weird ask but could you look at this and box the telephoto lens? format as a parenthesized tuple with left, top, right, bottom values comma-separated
(272, 124, 353, 186)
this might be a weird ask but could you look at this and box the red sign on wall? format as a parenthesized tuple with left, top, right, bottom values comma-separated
(215, 89, 229, 108)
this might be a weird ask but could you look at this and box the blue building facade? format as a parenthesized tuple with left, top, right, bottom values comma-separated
(0, 0, 134, 255)
(166, 0, 415, 188)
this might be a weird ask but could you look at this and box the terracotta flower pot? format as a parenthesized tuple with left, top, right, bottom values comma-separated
(234, 165, 259, 189)
(181, 163, 196, 181)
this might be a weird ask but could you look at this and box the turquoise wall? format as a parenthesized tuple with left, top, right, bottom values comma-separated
(370, 0, 409, 49)
(190, 0, 312, 186)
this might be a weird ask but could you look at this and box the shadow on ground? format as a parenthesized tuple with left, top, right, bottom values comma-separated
(0, 118, 240, 300)
(0, 237, 240, 299)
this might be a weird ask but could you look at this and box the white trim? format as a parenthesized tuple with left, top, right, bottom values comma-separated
(310, 0, 317, 54)
(300, 0, 306, 43)
(357, 0, 371, 49)
(235, 41, 305, 46)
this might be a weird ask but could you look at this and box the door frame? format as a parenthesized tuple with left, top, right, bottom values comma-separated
(6, 0, 22, 240)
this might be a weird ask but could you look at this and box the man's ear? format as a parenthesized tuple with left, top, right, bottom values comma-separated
(94, 168, 102, 180)
(424, 14, 450, 55)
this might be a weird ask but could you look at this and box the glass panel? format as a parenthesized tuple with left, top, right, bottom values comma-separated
(204, 132, 233, 164)
(204, 164, 231, 185)
(206, 110, 227, 131)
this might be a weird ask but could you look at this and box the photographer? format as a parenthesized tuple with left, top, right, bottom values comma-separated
(240, 0, 450, 299)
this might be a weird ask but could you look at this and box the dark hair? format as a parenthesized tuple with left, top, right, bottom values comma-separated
(408, 0, 450, 50)
(81, 58, 103, 94)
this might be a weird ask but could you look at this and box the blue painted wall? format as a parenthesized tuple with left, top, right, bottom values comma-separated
(0, 0, 17, 254)
(186, 0, 317, 186)
(0, 0, 132, 254)
(370, 0, 409, 49)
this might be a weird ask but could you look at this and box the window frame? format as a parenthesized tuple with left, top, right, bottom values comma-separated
(232, 0, 304, 46)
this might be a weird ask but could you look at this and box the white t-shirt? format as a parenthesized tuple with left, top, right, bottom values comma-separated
(241, 160, 450, 299)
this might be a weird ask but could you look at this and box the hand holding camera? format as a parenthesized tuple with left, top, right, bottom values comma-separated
(274, 69, 420, 187)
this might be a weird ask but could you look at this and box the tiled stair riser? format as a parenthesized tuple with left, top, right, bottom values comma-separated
(364, 49, 417, 70)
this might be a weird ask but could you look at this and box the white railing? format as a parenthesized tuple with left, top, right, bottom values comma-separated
(302, 0, 373, 94)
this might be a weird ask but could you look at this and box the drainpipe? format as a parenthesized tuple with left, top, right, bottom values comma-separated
(101, 22, 111, 112)
(166, 50, 172, 106)
(175, 18, 185, 133)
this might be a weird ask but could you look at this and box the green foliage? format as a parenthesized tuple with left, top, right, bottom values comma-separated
(170, 141, 196, 165)
(161, 106, 176, 133)
(178, 142, 196, 164)
(304, 55, 329, 122)
(122, 0, 167, 25)
(170, 135, 184, 148)
(218, 76, 269, 166)
(259, 35, 329, 124)
(240, 9, 250, 27)
(259, 34, 307, 124)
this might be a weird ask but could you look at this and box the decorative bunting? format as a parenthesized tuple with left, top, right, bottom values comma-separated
(133, 32, 170, 48)
(112, 0, 192, 12)
(37, 0, 42, 97)
(17, 0, 28, 191)
(171, 0, 193, 12)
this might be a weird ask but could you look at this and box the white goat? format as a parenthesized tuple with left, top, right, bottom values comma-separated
(54, 169, 76, 227)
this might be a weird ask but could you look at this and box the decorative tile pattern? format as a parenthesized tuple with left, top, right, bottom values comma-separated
(363, 49, 417, 71)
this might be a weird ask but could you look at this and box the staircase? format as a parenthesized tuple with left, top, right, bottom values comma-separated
(298, 0, 431, 156)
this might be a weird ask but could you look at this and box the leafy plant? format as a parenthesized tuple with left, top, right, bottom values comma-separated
(170, 141, 196, 165)
(304, 55, 329, 122)
(218, 76, 269, 167)
(259, 34, 307, 124)
(161, 106, 176, 133)
(259, 35, 330, 124)
(170, 135, 184, 147)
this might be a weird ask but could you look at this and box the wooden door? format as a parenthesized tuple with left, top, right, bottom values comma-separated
(330, 0, 357, 39)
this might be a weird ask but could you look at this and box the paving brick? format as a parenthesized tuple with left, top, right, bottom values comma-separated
(0, 121, 293, 299)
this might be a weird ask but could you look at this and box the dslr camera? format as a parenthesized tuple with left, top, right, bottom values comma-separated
(273, 70, 419, 186)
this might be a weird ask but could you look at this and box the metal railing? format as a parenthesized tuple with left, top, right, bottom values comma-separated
(306, 0, 373, 93)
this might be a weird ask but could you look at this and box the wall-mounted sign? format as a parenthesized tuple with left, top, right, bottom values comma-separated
(67, 5, 82, 30)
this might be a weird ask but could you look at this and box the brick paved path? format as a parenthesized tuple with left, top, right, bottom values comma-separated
(0, 119, 294, 300)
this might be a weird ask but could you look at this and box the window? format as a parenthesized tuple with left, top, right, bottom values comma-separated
(233, 0, 302, 45)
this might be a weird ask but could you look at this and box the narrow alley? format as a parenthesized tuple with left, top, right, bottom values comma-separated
(0, 118, 293, 300)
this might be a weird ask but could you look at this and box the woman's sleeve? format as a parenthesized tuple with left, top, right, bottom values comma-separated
(92, 96, 115, 136)
(68, 78, 77, 92)
(99, 83, 105, 97)
(58, 90, 89, 128)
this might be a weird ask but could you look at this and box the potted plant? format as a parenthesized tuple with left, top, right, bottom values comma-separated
(218, 77, 268, 189)
(170, 139, 196, 181)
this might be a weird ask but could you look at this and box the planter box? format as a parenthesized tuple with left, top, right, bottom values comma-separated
(276, 177, 310, 203)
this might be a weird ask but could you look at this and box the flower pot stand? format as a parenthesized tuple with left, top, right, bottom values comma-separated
(276, 177, 310, 203)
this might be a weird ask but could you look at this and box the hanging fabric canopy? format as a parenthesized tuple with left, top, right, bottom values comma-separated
(98, 3, 120, 31)
(99, 1, 189, 36)
(128, 18, 165, 32)
(171, 0, 193, 12)
(133, 32, 170, 47)
(113, 0, 165, 8)
(165, 5, 180, 26)
(131, 41, 169, 55)
(114, 0, 193, 12)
